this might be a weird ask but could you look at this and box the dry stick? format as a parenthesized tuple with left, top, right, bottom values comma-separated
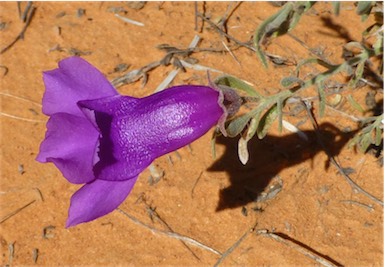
(222, 40, 241, 66)
(294, 93, 367, 123)
(340, 200, 374, 212)
(194, 1, 206, 33)
(32, 248, 39, 264)
(288, 33, 333, 65)
(0, 200, 36, 224)
(289, 32, 383, 87)
(114, 13, 145, 27)
(197, 12, 256, 52)
(301, 100, 384, 207)
(213, 222, 258, 267)
(17, 2, 23, 19)
(0, 92, 42, 107)
(33, 187, 45, 202)
(20, 2, 33, 24)
(0, 112, 45, 123)
(218, 1, 243, 43)
(18, 2, 33, 23)
(218, 2, 232, 33)
(292, 33, 382, 90)
(158, 45, 241, 57)
(326, 105, 364, 123)
(0, 92, 46, 122)
(0, 65, 9, 77)
(155, 35, 201, 92)
(194, 2, 199, 32)
(111, 60, 160, 87)
(117, 208, 222, 256)
(1, 5, 36, 54)
(179, 59, 223, 73)
(191, 171, 203, 198)
(144, 204, 201, 261)
(256, 230, 341, 267)
(111, 45, 235, 88)
(219, 1, 242, 29)
(8, 242, 15, 265)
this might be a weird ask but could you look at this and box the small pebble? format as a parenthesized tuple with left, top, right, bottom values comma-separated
(77, 8, 86, 18)
(55, 11, 66, 18)
(18, 164, 25, 175)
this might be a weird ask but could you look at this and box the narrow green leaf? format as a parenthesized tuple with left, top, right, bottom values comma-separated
(295, 58, 335, 77)
(347, 95, 365, 113)
(332, 2, 340, 16)
(253, 2, 314, 68)
(265, 3, 294, 35)
(317, 83, 326, 117)
(253, 3, 293, 68)
(226, 109, 259, 137)
(373, 35, 383, 57)
(289, 2, 314, 31)
(257, 104, 278, 139)
(360, 133, 372, 152)
(214, 75, 261, 97)
(356, 1, 373, 15)
(245, 117, 258, 142)
(348, 134, 360, 150)
(277, 98, 283, 133)
(255, 42, 269, 68)
(280, 76, 303, 88)
(344, 41, 364, 52)
(375, 125, 382, 146)
(349, 60, 365, 88)
(349, 114, 383, 152)
(210, 133, 217, 159)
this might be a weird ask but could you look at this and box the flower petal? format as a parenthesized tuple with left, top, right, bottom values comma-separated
(78, 95, 140, 128)
(81, 85, 224, 181)
(42, 56, 118, 117)
(36, 113, 99, 184)
(66, 177, 138, 227)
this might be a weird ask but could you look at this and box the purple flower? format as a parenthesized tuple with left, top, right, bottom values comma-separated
(36, 57, 239, 227)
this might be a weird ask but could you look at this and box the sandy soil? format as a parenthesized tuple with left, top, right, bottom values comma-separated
(0, 2, 383, 266)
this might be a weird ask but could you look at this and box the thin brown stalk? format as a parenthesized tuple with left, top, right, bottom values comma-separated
(256, 229, 342, 267)
(302, 100, 383, 206)
(1, 5, 36, 54)
(117, 208, 222, 256)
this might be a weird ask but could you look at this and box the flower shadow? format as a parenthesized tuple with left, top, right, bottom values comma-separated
(207, 122, 356, 211)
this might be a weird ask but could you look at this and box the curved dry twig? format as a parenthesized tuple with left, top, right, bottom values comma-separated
(256, 229, 342, 267)
(214, 223, 256, 267)
(1, 4, 36, 54)
(117, 208, 222, 256)
(302, 100, 383, 207)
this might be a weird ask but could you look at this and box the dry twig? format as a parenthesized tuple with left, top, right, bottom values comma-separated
(1, 4, 36, 54)
(143, 203, 201, 261)
(111, 43, 231, 88)
(214, 222, 257, 266)
(196, 12, 256, 52)
(117, 208, 222, 256)
(256, 229, 342, 267)
(340, 200, 374, 212)
(0, 200, 36, 224)
(302, 100, 383, 206)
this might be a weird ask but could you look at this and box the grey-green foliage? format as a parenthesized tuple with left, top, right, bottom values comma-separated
(253, 1, 314, 68)
(356, 1, 376, 21)
(218, 1, 383, 158)
(215, 75, 262, 98)
(214, 73, 295, 163)
(349, 114, 384, 152)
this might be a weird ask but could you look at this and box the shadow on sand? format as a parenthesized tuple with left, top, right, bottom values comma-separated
(208, 122, 356, 211)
